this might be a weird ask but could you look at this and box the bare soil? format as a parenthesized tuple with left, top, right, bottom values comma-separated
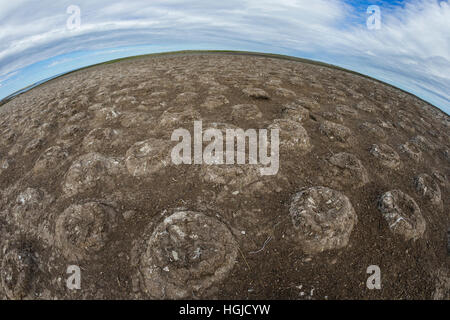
(0, 52, 448, 300)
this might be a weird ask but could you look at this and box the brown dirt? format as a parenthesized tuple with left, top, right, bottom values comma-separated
(0, 52, 448, 300)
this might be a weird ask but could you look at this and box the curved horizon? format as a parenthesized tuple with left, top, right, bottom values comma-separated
(0, 0, 449, 113)
(1, 49, 447, 116)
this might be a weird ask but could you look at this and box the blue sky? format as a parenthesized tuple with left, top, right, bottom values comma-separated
(0, 0, 449, 114)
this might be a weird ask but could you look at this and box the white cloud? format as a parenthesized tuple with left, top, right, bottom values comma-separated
(0, 0, 448, 110)
(0, 70, 19, 83)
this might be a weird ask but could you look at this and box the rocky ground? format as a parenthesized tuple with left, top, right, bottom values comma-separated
(0, 52, 448, 299)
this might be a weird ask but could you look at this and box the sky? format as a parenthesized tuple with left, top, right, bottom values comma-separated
(0, 0, 449, 114)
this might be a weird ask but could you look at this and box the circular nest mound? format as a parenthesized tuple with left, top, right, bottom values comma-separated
(139, 211, 238, 299)
(125, 138, 171, 177)
(1, 248, 35, 300)
(289, 186, 357, 254)
(399, 141, 422, 162)
(268, 118, 311, 152)
(33, 145, 70, 175)
(324, 152, 369, 189)
(56, 202, 118, 261)
(369, 144, 401, 169)
(359, 122, 386, 140)
(414, 173, 443, 209)
(62, 152, 124, 197)
(378, 190, 426, 241)
(319, 120, 353, 144)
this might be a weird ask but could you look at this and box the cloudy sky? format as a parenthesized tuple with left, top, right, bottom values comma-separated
(0, 0, 449, 113)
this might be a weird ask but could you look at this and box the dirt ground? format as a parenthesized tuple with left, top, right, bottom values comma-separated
(0, 52, 448, 300)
